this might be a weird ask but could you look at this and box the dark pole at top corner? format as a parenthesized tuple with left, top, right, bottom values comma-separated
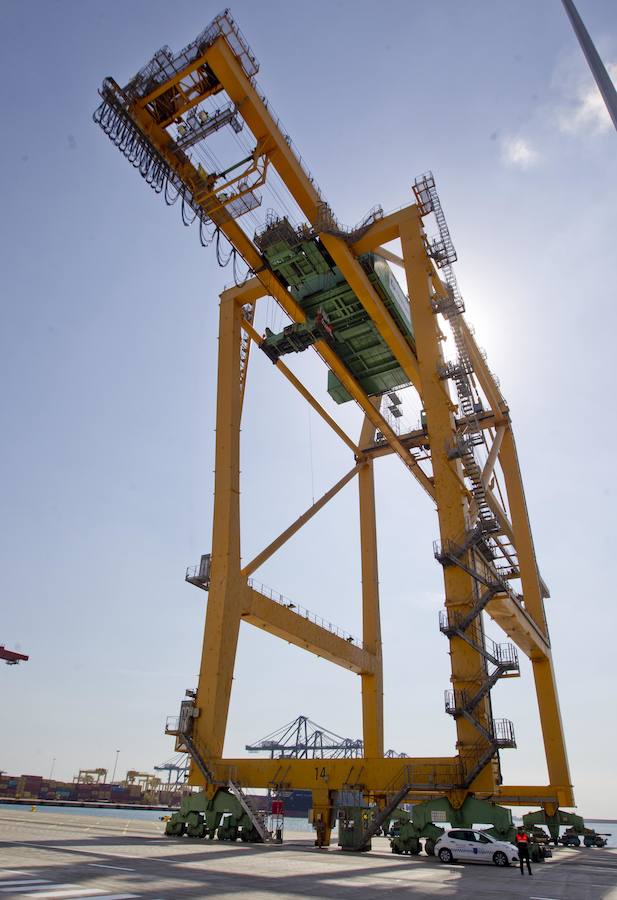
(560, 0, 617, 131)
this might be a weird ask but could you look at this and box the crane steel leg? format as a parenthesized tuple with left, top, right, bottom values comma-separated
(400, 213, 496, 795)
(193, 289, 245, 760)
(358, 413, 384, 759)
(498, 429, 573, 804)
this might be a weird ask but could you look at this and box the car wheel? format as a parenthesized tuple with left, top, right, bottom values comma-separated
(438, 847, 454, 863)
(493, 851, 509, 866)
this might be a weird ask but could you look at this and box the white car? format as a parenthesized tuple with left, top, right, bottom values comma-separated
(434, 829, 520, 866)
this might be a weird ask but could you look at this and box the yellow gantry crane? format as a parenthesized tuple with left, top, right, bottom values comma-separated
(95, 10, 574, 848)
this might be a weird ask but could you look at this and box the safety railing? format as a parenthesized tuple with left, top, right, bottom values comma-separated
(444, 689, 462, 715)
(433, 538, 468, 564)
(383, 760, 463, 793)
(490, 640, 519, 668)
(439, 611, 519, 670)
(165, 716, 180, 735)
(491, 718, 517, 748)
(252, 87, 325, 200)
(127, 9, 259, 100)
(247, 578, 360, 648)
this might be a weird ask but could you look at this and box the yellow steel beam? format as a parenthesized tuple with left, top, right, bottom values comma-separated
(496, 785, 574, 809)
(193, 289, 244, 760)
(374, 247, 405, 268)
(498, 426, 572, 798)
(498, 428, 547, 634)
(485, 487, 518, 550)
(319, 232, 422, 393)
(137, 53, 220, 109)
(240, 317, 359, 455)
(400, 211, 496, 795)
(363, 411, 501, 459)
(527, 657, 574, 807)
(242, 585, 373, 675)
(485, 595, 551, 660)
(242, 464, 361, 577)
(204, 38, 321, 222)
(358, 410, 383, 758)
(351, 205, 418, 255)
(192, 755, 460, 792)
(230, 276, 269, 305)
(482, 426, 506, 487)
(248, 274, 436, 497)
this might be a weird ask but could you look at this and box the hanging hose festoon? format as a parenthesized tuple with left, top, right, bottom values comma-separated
(93, 89, 252, 282)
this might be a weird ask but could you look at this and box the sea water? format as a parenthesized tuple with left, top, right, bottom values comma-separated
(0, 804, 613, 846)
(0, 802, 316, 833)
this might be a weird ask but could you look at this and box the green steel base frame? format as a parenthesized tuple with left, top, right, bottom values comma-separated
(165, 789, 263, 842)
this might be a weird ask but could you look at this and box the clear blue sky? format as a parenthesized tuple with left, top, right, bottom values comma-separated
(1, 0, 616, 816)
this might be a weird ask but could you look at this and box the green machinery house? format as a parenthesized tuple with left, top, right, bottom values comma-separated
(255, 217, 415, 404)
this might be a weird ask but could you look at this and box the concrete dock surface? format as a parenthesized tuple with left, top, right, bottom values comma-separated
(1, 808, 616, 899)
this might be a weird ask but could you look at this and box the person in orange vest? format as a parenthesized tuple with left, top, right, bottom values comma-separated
(515, 827, 533, 875)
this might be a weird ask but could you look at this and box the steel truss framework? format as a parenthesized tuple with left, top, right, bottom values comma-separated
(95, 11, 573, 846)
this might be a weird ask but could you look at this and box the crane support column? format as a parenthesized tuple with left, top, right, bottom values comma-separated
(498, 427, 573, 805)
(400, 211, 495, 795)
(358, 414, 384, 759)
(193, 288, 245, 759)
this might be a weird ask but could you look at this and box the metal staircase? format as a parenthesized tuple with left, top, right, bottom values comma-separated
(182, 732, 214, 784)
(350, 756, 473, 849)
(459, 722, 516, 787)
(351, 784, 412, 850)
(414, 172, 519, 786)
(439, 609, 518, 771)
(240, 302, 255, 408)
(227, 779, 274, 843)
(414, 172, 509, 555)
(171, 704, 274, 843)
(434, 538, 520, 600)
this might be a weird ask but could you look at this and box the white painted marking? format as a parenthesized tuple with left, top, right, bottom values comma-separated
(78, 895, 138, 900)
(0, 882, 50, 888)
(21, 890, 106, 899)
(0, 887, 62, 894)
(13, 843, 65, 852)
(13, 845, 137, 862)
(87, 865, 135, 873)
(529, 896, 562, 900)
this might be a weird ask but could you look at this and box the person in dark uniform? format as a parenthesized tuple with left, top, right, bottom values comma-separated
(515, 827, 533, 875)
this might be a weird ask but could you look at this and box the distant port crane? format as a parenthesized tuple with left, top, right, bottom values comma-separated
(246, 715, 407, 760)
(0, 645, 28, 666)
(95, 9, 575, 848)
(246, 716, 363, 760)
(154, 756, 189, 787)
